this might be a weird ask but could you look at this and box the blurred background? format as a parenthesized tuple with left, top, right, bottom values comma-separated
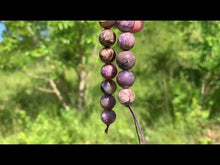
(0, 21, 219, 144)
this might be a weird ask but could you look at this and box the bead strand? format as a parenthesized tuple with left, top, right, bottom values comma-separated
(115, 21, 146, 144)
(98, 21, 117, 134)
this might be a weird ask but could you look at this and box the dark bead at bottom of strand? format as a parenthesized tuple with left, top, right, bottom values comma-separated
(101, 109, 116, 134)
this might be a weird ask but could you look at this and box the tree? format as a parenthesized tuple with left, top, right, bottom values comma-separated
(133, 21, 220, 125)
(0, 21, 100, 110)
(176, 21, 220, 118)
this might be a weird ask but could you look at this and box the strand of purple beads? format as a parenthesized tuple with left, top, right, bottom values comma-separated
(98, 20, 146, 144)
(98, 21, 118, 134)
(116, 21, 145, 144)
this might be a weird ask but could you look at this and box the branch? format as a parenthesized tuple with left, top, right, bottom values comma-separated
(92, 45, 98, 59)
(85, 45, 98, 99)
(201, 72, 212, 105)
(35, 86, 54, 93)
(25, 72, 70, 111)
(48, 78, 70, 111)
(26, 25, 38, 44)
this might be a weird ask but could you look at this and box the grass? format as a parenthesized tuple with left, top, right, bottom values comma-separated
(0, 66, 218, 144)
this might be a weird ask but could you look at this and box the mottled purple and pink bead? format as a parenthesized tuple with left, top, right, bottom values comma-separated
(118, 89, 135, 106)
(116, 71, 135, 89)
(116, 51, 136, 70)
(118, 32, 135, 50)
(101, 63, 117, 80)
(117, 21, 135, 32)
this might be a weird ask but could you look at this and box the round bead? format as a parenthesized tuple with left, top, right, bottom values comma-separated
(100, 95, 116, 110)
(101, 109, 116, 125)
(118, 32, 135, 50)
(99, 29, 116, 47)
(116, 71, 135, 88)
(131, 21, 144, 33)
(118, 89, 135, 106)
(116, 51, 136, 70)
(99, 47, 116, 63)
(99, 21, 117, 29)
(100, 79, 117, 95)
(117, 21, 135, 32)
(101, 63, 117, 80)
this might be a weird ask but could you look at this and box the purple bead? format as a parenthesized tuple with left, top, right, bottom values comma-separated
(116, 71, 135, 88)
(101, 109, 116, 125)
(117, 21, 135, 32)
(100, 95, 116, 110)
(99, 21, 117, 29)
(99, 47, 116, 64)
(100, 79, 117, 95)
(118, 32, 135, 50)
(116, 51, 136, 70)
(101, 64, 117, 80)
(99, 29, 116, 47)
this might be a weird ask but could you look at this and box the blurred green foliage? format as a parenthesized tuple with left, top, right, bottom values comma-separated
(0, 21, 219, 144)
